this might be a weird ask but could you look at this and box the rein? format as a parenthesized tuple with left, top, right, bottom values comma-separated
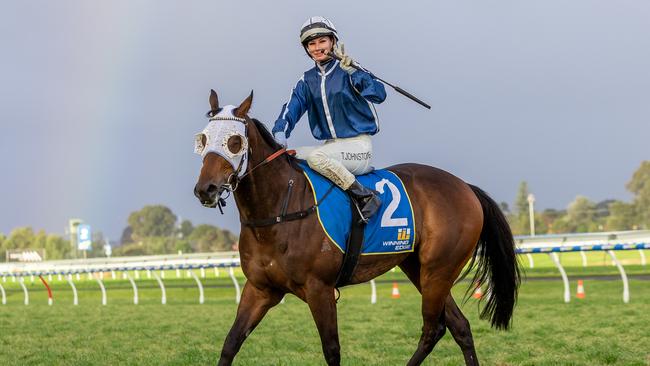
(215, 147, 293, 214)
(206, 116, 335, 227)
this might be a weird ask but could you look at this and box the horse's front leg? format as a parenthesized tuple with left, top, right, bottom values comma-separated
(306, 281, 341, 366)
(218, 281, 283, 366)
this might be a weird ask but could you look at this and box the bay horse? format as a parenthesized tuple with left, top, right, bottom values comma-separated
(194, 90, 520, 366)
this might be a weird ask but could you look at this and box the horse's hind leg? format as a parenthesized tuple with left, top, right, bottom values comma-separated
(406, 276, 450, 366)
(218, 282, 283, 366)
(401, 258, 477, 365)
(445, 296, 479, 366)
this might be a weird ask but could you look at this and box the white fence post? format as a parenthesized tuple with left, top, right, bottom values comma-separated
(0, 282, 6, 305)
(189, 270, 205, 304)
(607, 250, 630, 303)
(526, 253, 534, 269)
(549, 252, 570, 303)
(152, 270, 166, 305)
(126, 272, 138, 305)
(229, 267, 241, 304)
(370, 280, 377, 304)
(67, 274, 78, 306)
(96, 277, 107, 306)
(19, 277, 29, 305)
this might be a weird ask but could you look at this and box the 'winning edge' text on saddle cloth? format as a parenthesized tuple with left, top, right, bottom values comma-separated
(298, 162, 416, 254)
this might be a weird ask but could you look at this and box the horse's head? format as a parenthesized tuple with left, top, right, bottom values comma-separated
(193, 89, 253, 208)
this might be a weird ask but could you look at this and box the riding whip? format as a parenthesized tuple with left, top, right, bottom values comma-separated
(327, 52, 431, 110)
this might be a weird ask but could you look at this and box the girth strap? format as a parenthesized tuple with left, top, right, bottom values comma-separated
(335, 198, 365, 288)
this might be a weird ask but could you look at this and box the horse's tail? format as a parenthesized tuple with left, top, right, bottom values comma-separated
(465, 184, 521, 330)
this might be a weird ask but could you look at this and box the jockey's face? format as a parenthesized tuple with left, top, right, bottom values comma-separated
(307, 36, 333, 63)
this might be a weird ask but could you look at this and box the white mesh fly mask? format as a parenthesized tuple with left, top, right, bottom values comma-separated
(194, 105, 249, 178)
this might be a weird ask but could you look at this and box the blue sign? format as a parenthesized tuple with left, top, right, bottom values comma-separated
(77, 224, 92, 251)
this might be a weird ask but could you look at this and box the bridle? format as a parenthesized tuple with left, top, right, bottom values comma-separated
(197, 108, 330, 227)
(200, 110, 291, 214)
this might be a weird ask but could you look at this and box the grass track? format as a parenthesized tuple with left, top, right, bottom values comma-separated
(1, 254, 649, 365)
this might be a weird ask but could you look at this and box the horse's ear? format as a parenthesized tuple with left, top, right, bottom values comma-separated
(209, 89, 219, 113)
(234, 90, 254, 118)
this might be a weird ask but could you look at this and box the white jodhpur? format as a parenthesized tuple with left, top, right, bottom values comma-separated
(295, 134, 373, 190)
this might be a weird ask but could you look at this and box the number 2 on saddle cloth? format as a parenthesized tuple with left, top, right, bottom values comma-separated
(298, 162, 416, 256)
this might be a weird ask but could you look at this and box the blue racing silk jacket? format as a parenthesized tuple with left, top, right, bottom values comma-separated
(272, 59, 387, 140)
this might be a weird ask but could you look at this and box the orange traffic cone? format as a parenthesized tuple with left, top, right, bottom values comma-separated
(576, 280, 585, 299)
(391, 282, 400, 299)
(472, 283, 483, 299)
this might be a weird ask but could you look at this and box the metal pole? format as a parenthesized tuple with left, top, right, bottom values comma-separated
(639, 249, 647, 266)
(549, 253, 570, 303)
(96, 277, 107, 306)
(526, 253, 535, 269)
(189, 270, 205, 304)
(152, 271, 166, 305)
(126, 272, 138, 305)
(527, 194, 536, 237)
(228, 267, 241, 304)
(67, 274, 78, 306)
(607, 250, 630, 303)
(19, 277, 29, 305)
(0, 282, 6, 305)
(39, 275, 53, 306)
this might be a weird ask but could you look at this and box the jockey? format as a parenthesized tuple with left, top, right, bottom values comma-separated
(272, 16, 387, 222)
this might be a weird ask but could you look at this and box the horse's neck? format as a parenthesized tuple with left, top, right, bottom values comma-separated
(233, 121, 296, 222)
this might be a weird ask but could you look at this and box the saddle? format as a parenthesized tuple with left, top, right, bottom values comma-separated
(298, 162, 416, 287)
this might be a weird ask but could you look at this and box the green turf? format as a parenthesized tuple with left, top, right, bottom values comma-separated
(1, 257, 649, 365)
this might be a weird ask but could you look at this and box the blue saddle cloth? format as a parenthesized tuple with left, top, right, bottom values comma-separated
(299, 162, 416, 255)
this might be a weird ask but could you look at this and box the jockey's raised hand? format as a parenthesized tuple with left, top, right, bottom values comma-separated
(273, 131, 287, 148)
(333, 42, 356, 75)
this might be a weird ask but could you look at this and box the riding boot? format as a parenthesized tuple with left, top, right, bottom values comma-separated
(346, 180, 382, 223)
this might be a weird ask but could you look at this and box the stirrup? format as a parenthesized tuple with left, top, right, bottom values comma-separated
(352, 200, 370, 224)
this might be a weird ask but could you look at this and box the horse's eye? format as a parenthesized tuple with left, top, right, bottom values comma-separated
(227, 135, 243, 155)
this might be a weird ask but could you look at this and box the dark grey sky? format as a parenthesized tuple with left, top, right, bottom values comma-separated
(1, 1, 648, 240)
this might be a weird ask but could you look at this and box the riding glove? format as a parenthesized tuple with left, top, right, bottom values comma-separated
(334, 42, 356, 75)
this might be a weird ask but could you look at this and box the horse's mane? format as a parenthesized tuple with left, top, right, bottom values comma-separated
(251, 118, 302, 169)
(251, 118, 282, 150)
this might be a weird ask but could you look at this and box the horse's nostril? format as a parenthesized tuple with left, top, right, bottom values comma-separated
(206, 184, 219, 194)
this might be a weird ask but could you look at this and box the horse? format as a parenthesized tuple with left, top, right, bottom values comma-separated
(193, 89, 520, 366)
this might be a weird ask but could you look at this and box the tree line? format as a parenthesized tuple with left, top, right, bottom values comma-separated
(0, 205, 238, 260)
(506, 161, 649, 235)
